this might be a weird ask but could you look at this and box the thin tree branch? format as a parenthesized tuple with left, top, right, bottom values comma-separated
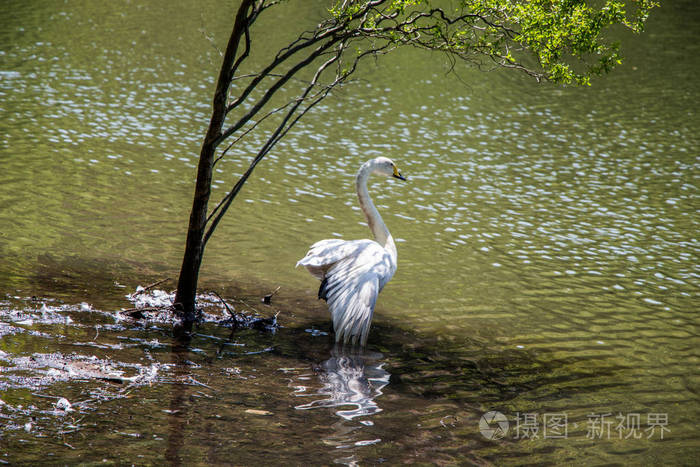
(203, 44, 349, 248)
(212, 99, 293, 168)
(214, 35, 346, 148)
(230, 11, 252, 79)
(225, 0, 383, 116)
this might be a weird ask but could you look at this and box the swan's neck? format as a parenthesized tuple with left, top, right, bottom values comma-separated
(356, 161, 396, 258)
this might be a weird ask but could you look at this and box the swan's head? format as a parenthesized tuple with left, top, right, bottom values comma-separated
(372, 157, 407, 181)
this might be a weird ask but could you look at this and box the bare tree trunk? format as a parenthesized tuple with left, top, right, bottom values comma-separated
(173, 144, 215, 321)
(173, 0, 255, 321)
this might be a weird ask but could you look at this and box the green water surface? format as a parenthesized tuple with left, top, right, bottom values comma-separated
(0, 1, 698, 465)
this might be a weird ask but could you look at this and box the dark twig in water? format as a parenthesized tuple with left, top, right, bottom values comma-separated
(133, 278, 170, 295)
(211, 291, 236, 318)
(186, 376, 212, 389)
(262, 286, 281, 304)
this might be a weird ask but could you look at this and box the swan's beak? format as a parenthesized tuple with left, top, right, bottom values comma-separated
(392, 167, 407, 181)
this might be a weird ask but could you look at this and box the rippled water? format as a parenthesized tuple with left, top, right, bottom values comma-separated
(1, 0, 698, 465)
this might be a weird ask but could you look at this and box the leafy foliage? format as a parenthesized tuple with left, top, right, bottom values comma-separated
(330, 0, 658, 84)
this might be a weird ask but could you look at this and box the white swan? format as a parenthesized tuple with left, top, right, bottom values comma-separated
(297, 157, 406, 346)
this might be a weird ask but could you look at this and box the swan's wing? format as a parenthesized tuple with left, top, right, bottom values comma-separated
(328, 271, 379, 346)
(319, 242, 394, 346)
(296, 239, 372, 280)
(298, 238, 395, 345)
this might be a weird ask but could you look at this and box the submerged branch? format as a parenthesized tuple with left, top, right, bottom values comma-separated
(211, 290, 237, 319)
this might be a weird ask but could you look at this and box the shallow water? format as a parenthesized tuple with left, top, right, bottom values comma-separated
(1, 0, 698, 465)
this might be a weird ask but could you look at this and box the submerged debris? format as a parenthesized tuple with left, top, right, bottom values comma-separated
(122, 288, 279, 333)
(126, 288, 174, 310)
(0, 351, 162, 391)
(0, 287, 280, 455)
(54, 398, 72, 413)
(2, 301, 74, 327)
(249, 312, 280, 332)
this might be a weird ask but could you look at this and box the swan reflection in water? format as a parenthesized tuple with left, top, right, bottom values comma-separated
(292, 345, 390, 459)
(295, 346, 390, 419)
